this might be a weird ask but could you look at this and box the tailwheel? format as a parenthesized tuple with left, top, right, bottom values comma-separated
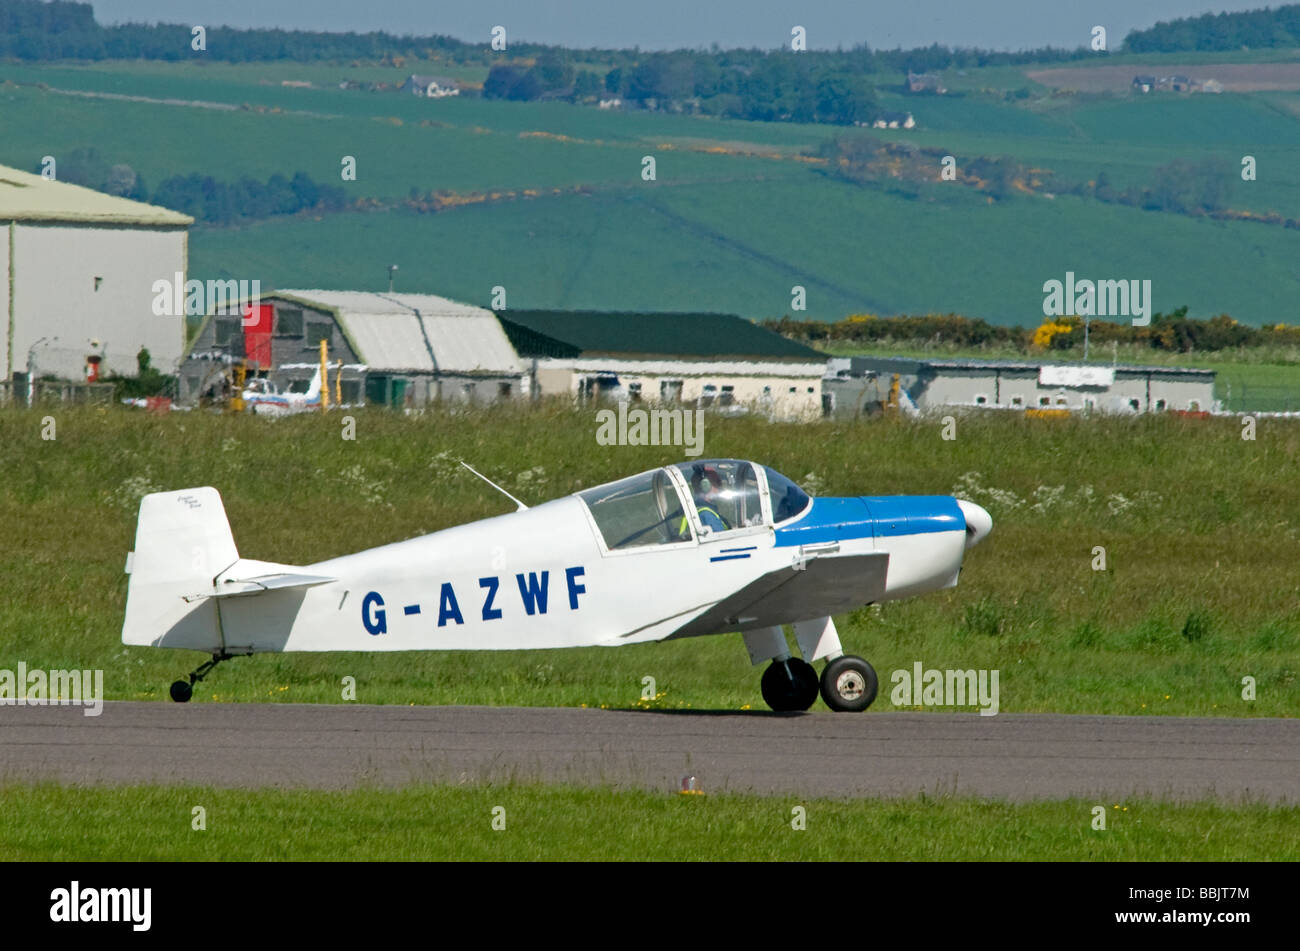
(168, 652, 234, 703)
(820, 655, 878, 712)
(760, 657, 820, 713)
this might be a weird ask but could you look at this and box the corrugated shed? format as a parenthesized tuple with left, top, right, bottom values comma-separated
(419, 313, 519, 373)
(275, 290, 521, 374)
(339, 313, 435, 371)
(0, 164, 193, 226)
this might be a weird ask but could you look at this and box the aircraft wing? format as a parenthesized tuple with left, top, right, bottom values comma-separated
(670, 551, 889, 636)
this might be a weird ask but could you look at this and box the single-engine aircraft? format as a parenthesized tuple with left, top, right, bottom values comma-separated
(240, 365, 323, 416)
(122, 460, 992, 712)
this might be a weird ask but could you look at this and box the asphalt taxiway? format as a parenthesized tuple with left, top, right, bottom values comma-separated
(2, 702, 1296, 801)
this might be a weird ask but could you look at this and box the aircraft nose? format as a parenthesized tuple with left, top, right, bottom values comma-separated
(957, 499, 992, 549)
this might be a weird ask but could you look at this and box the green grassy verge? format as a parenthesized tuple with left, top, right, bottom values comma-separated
(1, 404, 1297, 716)
(1, 782, 1295, 860)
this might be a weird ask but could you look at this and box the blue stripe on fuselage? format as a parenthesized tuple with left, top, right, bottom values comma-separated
(773, 496, 965, 547)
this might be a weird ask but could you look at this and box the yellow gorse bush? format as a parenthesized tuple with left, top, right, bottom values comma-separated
(1033, 318, 1075, 349)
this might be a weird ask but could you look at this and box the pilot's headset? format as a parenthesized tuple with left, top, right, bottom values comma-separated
(693, 465, 722, 497)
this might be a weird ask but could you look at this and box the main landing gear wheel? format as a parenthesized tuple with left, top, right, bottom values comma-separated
(820, 655, 878, 712)
(760, 657, 820, 713)
(169, 680, 193, 703)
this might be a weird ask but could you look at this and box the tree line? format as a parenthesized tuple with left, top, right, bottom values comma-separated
(765, 309, 1300, 354)
(36, 148, 347, 225)
(0, 0, 1100, 70)
(1124, 4, 1300, 53)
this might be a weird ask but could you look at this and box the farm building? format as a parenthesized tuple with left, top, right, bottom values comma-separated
(180, 290, 526, 408)
(497, 310, 827, 420)
(0, 162, 192, 385)
(403, 74, 460, 98)
(871, 111, 916, 129)
(906, 71, 946, 94)
(826, 356, 1217, 416)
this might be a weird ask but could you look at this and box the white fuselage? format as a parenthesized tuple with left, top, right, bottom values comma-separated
(212, 495, 967, 654)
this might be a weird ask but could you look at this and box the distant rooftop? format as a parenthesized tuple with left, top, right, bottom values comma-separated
(270, 289, 520, 375)
(498, 310, 826, 361)
(0, 164, 193, 227)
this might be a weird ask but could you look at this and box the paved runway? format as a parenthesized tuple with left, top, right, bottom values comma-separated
(1, 702, 1297, 802)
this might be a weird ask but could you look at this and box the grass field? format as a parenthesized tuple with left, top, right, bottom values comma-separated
(1, 404, 1297, 717)
(2, 782, 1295, 860)
(3, 59, 1300, 324)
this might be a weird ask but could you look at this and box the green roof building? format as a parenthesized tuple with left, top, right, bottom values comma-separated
(497, 309, 828, 418)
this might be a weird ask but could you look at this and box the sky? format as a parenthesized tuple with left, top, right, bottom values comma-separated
(88, 0, 1278, 52)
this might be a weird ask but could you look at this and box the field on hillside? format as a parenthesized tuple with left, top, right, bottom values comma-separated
(2, 59, 1300, 323)
(1, 404, 1297, 717)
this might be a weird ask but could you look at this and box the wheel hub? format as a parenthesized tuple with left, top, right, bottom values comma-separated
(835, 670, 866, 701)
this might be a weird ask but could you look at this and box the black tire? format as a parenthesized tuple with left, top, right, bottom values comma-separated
(760, 658, 820, 713)
(169, 680, 193, 703)
(819, 655, 878, 712)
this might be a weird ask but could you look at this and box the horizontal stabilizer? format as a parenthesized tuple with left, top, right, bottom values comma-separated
(184, 559, 337, 601)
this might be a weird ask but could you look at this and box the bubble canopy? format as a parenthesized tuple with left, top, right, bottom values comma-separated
(578, 460, 812, 552)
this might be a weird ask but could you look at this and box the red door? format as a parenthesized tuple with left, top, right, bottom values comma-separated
(243, 303, 272, 369)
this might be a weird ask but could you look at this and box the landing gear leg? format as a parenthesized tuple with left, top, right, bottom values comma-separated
(169, 652, 233, 703)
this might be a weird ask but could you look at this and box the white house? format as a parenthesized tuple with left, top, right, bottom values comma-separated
(871, 111, 916, 129)
(405, 74, 460, 98)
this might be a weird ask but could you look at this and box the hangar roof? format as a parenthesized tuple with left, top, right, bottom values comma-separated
(274, 290, 522, 375)
(0, 163, 193, 226)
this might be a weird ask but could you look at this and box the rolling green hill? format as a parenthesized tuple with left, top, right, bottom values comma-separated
(4, 59, 1300, 324)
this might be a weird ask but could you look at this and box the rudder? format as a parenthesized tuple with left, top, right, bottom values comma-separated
(122, 487, 238, 649)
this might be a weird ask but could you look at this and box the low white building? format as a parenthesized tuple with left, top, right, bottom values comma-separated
(498, 310, 827, 420)
(0, 163, 192, 383)
(827, 356, 1217, 415)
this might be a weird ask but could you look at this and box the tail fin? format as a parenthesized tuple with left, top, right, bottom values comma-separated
(303, 367, 323, 402)
(123, 487, 337, 652)
(122, 487, 238, 650)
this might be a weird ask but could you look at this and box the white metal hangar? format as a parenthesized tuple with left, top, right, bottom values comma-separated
(0, 163, 192, 384)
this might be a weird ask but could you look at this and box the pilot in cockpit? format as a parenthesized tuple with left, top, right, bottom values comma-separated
(680, 465, 731, 535)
